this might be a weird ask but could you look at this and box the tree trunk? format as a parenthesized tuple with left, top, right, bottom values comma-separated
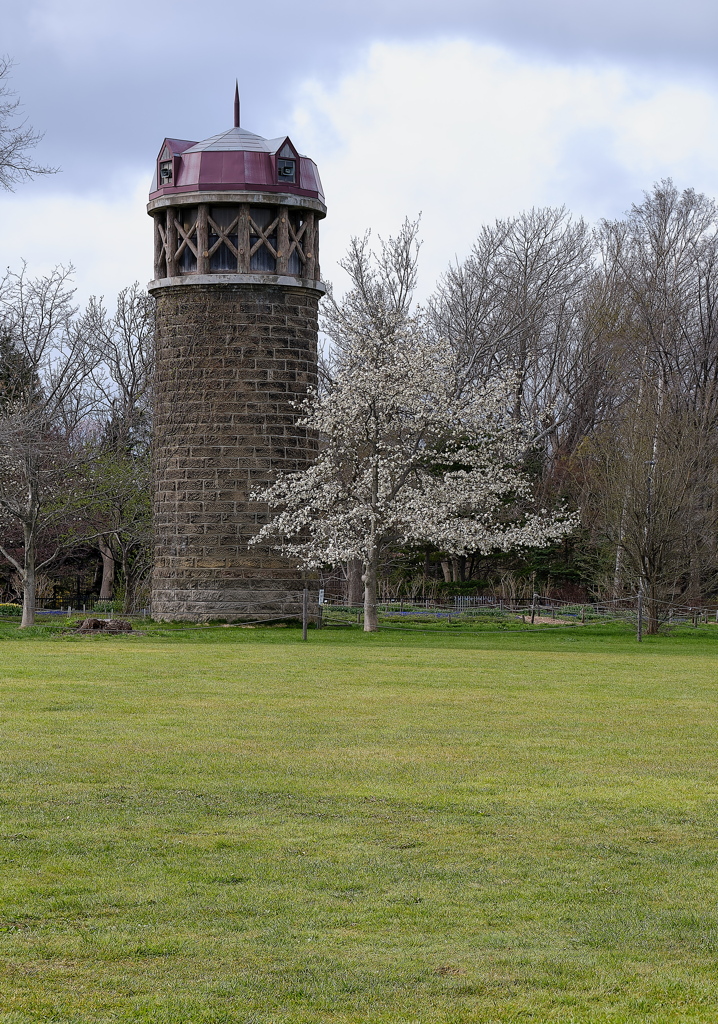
(646, 584, 660, 635)
(20, 527, 35, 628)
(347, 557, 363, 606)
(440, 560, 451, 583)
(98, 537, 115, 601)
(451, 556, 466, 582)
(121, 545, 133, 615)
(363, 551, 379, 632)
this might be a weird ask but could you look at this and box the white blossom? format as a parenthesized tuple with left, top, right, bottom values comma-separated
(252, 304, 577, 630)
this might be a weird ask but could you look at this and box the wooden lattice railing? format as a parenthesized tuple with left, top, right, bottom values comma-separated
(153, 202, 318, 280)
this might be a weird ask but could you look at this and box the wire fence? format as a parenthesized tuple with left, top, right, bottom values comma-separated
(35, 604, 151, 619)
(319, 592, 718, 634)
(2, 591, 717, 640)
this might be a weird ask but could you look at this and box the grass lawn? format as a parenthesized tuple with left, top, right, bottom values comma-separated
(0, 621, 716, 1022)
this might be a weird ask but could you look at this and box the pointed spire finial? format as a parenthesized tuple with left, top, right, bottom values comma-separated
(234, 81, 240, 129)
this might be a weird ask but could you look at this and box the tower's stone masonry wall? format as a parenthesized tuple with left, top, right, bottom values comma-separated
(151, 283, 319, 621)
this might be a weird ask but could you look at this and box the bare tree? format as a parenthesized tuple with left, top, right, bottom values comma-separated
(582, 397, 717, 631)
(86, 284, 154, 445)
(0, 57, 57, 191)
(0, 264, 99, 626)
(84, 285, 154, 612)
(598, 180, 718, 610)
(429, 208, 596, 434)
(584, 182, 718, 619)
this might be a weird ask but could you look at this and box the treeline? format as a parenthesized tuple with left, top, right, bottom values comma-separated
(0, 268, 153, 625)
(1, 180, 717, 630)
(423, 181, 715, 627)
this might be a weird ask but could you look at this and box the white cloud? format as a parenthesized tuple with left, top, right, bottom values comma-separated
(0, 175, 152, 310)
(290, 40, 718, 297)
(2, 38, 718, 308)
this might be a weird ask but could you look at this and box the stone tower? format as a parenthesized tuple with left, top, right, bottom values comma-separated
(147, 91, 325, 621)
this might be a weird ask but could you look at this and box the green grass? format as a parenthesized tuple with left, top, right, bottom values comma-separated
(0, 622, 716, 1022)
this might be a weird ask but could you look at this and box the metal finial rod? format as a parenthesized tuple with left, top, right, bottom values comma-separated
(234, 81, 240, 128)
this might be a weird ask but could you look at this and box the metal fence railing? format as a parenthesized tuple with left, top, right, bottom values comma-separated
(318, 593, 718, 636)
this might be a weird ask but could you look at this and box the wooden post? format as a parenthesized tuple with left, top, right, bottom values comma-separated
(637, 592, 643, 643)
(302, 587, 308, 641)
(166, 208, 179, 277)
(531, 593, 536, 625)
(238, 204, 250, 273)
(581, 605, 585, 624)
(304, 213, 316, 280)
(154, 216, 165, 279)
(276, 210, 289, 275)
(197, 204, 210, 274)
(312, 217, 320, 280)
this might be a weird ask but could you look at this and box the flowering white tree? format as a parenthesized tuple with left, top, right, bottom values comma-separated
(252, 225, 576, 630)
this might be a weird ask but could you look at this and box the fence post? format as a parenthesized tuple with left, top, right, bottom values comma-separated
(637, 592, 643, 643)
(302, 588, 308, 641)
(530, 593, 537, 625)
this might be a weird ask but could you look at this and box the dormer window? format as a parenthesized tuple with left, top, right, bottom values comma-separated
(158, 146, 174, 186)
(277, 158, 295, 184)
(276, 141, 297, 185)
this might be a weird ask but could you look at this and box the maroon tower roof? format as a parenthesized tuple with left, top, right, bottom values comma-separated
(149, 125, 324, 204)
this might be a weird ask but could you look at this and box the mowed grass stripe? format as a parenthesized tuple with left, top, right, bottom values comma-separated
(0, 630, 716, 1022)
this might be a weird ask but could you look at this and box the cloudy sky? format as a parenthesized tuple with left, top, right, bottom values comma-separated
(1, 0, 718, 306)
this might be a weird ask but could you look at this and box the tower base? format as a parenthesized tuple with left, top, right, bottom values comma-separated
(150, 281, 319, 622)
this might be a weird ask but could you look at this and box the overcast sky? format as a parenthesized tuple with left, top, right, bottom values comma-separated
(2, 0, 718, 306)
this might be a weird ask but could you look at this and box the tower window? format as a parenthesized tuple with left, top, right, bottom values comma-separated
(249, 206, 278, 272)
(176, 207, 198, 274)
(277, 158, 296, 184)
(209, 206, 239, 271)
(159, 160, 173, 184)
(287, 210, 308, 276)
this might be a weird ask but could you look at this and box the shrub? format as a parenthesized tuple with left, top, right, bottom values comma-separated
(0, 603, 22, 617)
